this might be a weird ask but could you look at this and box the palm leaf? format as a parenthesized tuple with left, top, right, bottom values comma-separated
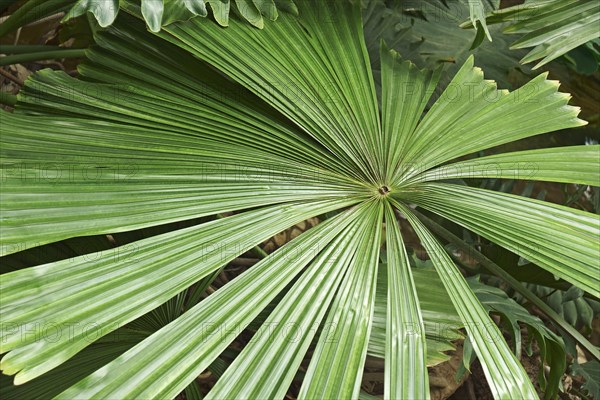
(2, 18, 364, 249)
(380, 43, 441, 180)
(298, 202, 382, 398)
(414, 207, 600, 361)
(0, 199, 356, 383)
(406, 145, 600, 187)
(202, 205, 371, 399)
(391, 56, 586, 184)
(394, 201, 539, 399)
(369, 266, 463, 367)
(55, 205, 365, 399)
(0, 0, 596, 398)
(463, 0, 600, 69)
(398, 184, 600, 298)
(0, 330, 144, 400)
(382, 203, 429, 399)
(159, 0, 383, 183)
(2, 113, 357, 249)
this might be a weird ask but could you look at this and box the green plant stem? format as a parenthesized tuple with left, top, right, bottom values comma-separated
(249, 242, 269, 259)
(0, 49, 87, 66)
(0, 44, 63, 54)
(0, 90, 17, 106)
(412, 208, 600, 362)
(0, 0, 74, 38)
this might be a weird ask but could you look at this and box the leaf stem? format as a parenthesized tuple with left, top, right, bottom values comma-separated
(0, 44, 63, 54)
(0, 48, 87, 66)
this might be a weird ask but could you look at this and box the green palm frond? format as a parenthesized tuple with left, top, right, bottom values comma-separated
(407, 145, 600, 186)
(395, 201, 539, 399)
(382, 203, 429, 399)
(369, 266, 464, 368)
(55, 204, 369, 399)
(462, 0, 600, 69)
(398, 184, 599, 298)
(206, 205, 377, 399)
(1, 0, 598, 398)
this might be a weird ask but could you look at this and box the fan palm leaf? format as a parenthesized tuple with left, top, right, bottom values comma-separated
(1, 1, 597, 398)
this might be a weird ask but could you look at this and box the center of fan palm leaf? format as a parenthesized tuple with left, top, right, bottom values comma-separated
(378, 185, 391, 196)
